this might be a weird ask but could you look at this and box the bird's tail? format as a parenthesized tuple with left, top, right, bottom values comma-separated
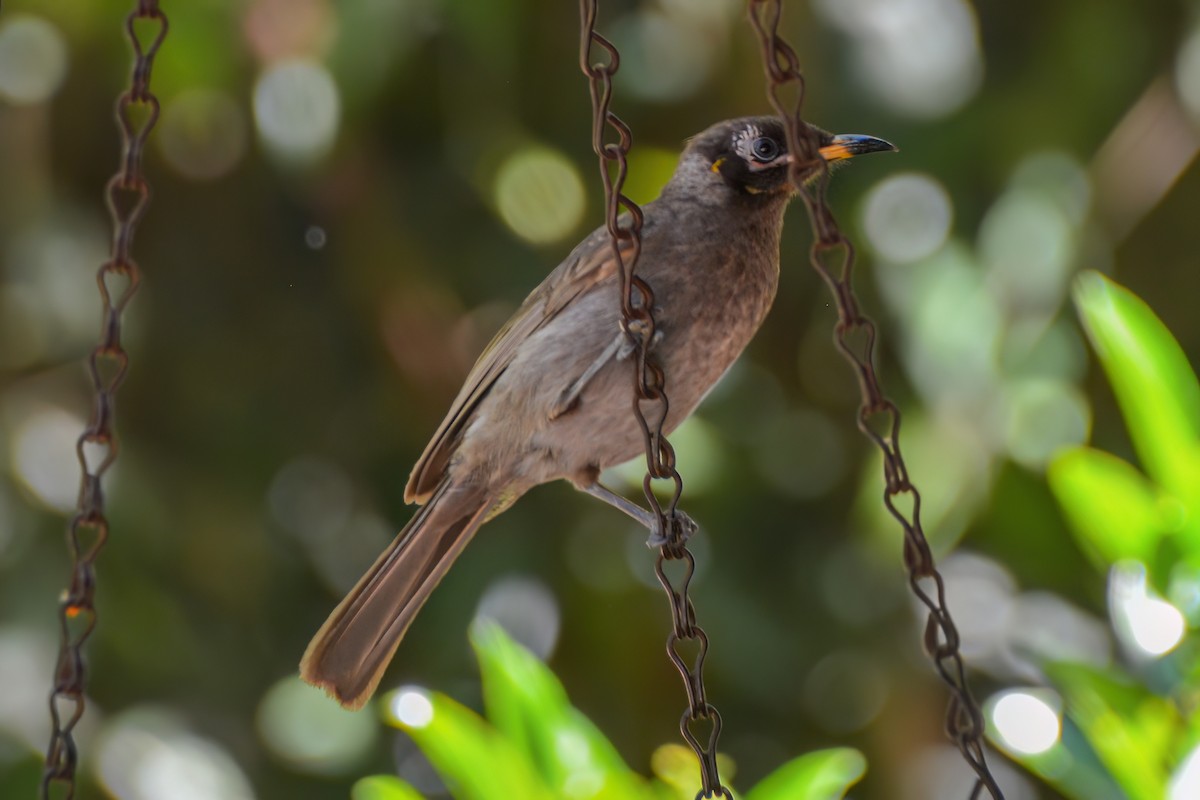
(300, 479, 493, 709)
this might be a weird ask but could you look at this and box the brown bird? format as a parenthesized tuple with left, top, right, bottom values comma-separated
(301, 117, 895, 709)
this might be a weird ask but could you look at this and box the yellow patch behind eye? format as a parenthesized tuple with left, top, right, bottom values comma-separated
(710, 157, 726, 173)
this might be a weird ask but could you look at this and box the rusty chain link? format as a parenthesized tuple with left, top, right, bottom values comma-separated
(747, 2, 1004, 798)
(578, 2, 729, 797)
(40, 3, 167, 798)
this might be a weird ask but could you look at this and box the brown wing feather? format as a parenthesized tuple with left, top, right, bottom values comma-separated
(404, 229, 625, 503)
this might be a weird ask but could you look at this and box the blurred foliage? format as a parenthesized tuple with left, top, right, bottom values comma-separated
(995, 274, 1200, 800)
(354, 622, 864, 800)
(1, 1, 1200, 799)
(1050, 273, 1200, 583)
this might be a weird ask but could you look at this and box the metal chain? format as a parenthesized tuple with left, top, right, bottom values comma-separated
(577, 2, 729, 798)
(40, 3, 167, 798)
(747, 2, 1003, 798)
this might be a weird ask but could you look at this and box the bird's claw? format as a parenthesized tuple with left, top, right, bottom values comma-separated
(647, 510, 698, 549)
(618, 318, 663, 360)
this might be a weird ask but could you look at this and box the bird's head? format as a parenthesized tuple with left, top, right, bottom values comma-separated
(675, 116, 896, 202)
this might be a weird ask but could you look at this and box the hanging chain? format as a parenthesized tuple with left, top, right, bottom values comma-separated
(578, 2, 729, 798)
(40, 3, 167, 798)
(747, 2, 1003, 798)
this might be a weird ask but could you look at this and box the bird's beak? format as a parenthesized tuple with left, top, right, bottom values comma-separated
(818, 134, 898, 163)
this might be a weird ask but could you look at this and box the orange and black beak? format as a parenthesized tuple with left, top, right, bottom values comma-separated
(819, 134, 897, 163)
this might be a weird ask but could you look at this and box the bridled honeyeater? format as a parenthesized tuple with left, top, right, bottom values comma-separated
(301, 116, 895, 709)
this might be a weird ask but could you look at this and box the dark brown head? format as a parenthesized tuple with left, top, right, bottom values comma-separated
(669, 116, 896, 203)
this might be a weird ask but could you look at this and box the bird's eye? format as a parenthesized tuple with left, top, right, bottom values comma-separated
(750, 136, 781, 162)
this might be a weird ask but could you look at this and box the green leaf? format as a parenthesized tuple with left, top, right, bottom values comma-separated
(1044, 662, 1176, 800)
(649, 744, 736, 800)
(470, 620, 652, 799)
(743, 748, 866, 800)
(989, 716, 1131, 800)
(352, 775, 428, 800)
(1072, 272, 1200, 498)
(1047, 446, 1164, 566)
(383, 688, 555, 800)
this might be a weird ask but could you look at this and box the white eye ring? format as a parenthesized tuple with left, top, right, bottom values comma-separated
(750, 136, 781, 162)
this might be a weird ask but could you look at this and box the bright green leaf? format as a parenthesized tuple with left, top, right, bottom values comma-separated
(649, 744, 736, 800)
(470, 620, 652, 799)
(743, 747, 866, 800)
(384, 688, 555, 800)
(352, 775, 428, 800)
(990, 719, 1129, 800)
(1047, 446, 1163, 566)
(1044, 662, 1173, 800)
(1072, 272, 1200, 498)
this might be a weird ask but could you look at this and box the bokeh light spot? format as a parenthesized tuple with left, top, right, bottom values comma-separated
(1009, 151, 1092, 226)
(604, 414, 724, 497)
(7, 213, 110, 348)
(753, 409, 846, 500)
(1001, 319, 1088, 383)
(553, 729, 606, 797)
(1170, 742, 1200, 800)
(267, 456, 354, 543)
(979, 190, 1075, 310)
(0, 15, 68, 105)
(1004, 592, 1111, 681)
(493, 146, 585, 245)
(96, 709, 256, 800)
(939, 553, 1017, 662)
(473, 575, 560, 660)
(862, 172, 953, 263)
(622, 146, 681, 207)
(802, 650, 888, 733)
(387, 688, 434, 729)
(11, 406, 86, 513)
(1128, 597, 1187, 655)
(1110, 561, 1187, 657)
(815, 0, 983, 119)
(158, 89, 248, 181)
(612, 10, 714, 102)
(990, 690, 1061, 755)
(253, 58, 341, 162)
(906, 249, 1003, 398)
(1176, 25, 1200, 123)
(0, 628, 56, 751)
(305, 225, 327, 249)
(1003, 379, 1090, 469)
(256, 677, 376, 774)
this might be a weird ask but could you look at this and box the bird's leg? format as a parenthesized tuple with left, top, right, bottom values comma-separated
(550, 333, 625, 420)
(616, 317, 663, 360)
(580, 482, 697, 548)
(550, 318, 664, 420)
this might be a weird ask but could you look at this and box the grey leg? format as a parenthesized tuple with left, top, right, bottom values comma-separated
(581, 482, 697, 547)
(550, 333, 624, 419)
(551, 323, 665, 420)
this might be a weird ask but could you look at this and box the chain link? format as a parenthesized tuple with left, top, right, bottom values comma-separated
(578, 2, 730, 797)
(40, 3, 167, 798)
(747, 2, 1003, 798)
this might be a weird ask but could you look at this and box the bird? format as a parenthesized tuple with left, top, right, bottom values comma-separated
(300, 116, 895, 709)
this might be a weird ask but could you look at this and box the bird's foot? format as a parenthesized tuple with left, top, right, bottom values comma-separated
(617, 318, 663, 360)
(647, 509, 698, 550)
(579, 483, 698, 550)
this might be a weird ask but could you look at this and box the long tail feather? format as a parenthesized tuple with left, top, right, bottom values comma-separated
(300, 480, 492, 709)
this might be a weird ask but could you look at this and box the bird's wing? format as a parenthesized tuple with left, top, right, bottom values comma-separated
(404, 228, 628, 504)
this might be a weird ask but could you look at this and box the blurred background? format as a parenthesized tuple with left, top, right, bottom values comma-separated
(2, 0, 1199, 798)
